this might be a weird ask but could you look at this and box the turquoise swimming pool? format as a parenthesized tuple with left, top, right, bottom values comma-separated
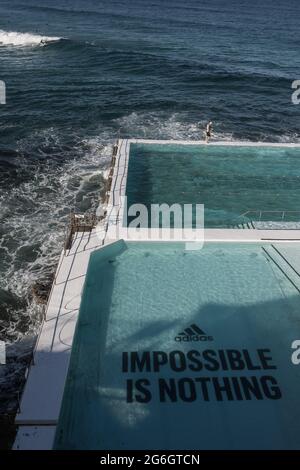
(125, 144, 300, 228)
(54, 241, 300, 450)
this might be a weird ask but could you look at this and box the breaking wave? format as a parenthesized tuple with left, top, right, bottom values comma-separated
(0, 30, 63, 47)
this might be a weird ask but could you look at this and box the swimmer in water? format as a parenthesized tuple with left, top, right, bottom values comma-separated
(204, 121, 213, 143)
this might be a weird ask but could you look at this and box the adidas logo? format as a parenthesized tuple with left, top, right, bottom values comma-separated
(175, 324, 213, 342)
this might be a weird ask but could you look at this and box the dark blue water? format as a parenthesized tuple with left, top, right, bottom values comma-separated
(0, 0, 299, 429)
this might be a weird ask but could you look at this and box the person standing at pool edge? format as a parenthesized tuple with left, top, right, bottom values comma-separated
(205, 121, 213, 143)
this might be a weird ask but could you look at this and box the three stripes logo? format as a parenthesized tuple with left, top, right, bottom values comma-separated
(175, 324, 213, 342)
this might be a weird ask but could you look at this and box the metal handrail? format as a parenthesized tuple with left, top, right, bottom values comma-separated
(238, 210, 300, 221)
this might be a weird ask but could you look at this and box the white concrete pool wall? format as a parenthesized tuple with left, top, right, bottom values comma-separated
(13, 139, 300, 450)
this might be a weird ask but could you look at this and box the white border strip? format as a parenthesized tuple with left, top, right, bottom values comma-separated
(127, 139, 300, 147)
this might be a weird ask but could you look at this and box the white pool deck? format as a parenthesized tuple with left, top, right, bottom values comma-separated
(13, 139, 300, 450)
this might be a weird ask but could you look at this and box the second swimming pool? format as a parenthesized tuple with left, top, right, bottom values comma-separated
(54, 241, 300, 450)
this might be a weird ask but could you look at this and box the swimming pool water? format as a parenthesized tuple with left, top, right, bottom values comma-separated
(125, 144, 300, 228)
(54, 241, 300, 450)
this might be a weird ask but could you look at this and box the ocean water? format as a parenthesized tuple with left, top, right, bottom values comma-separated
(0, 0, 300, 439)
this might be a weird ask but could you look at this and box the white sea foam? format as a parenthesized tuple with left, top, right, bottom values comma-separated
(0, 130, 112, 337)
(0, 128, 113, 409)
(116, 112, 300, 144)
(115, 112, 235, 142)
(0, 30, 62, 47)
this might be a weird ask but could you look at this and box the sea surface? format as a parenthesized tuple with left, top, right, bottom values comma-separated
(0, 0, 299, 446)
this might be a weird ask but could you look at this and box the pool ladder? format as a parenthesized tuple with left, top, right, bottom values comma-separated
(232, 210, 300, 230)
